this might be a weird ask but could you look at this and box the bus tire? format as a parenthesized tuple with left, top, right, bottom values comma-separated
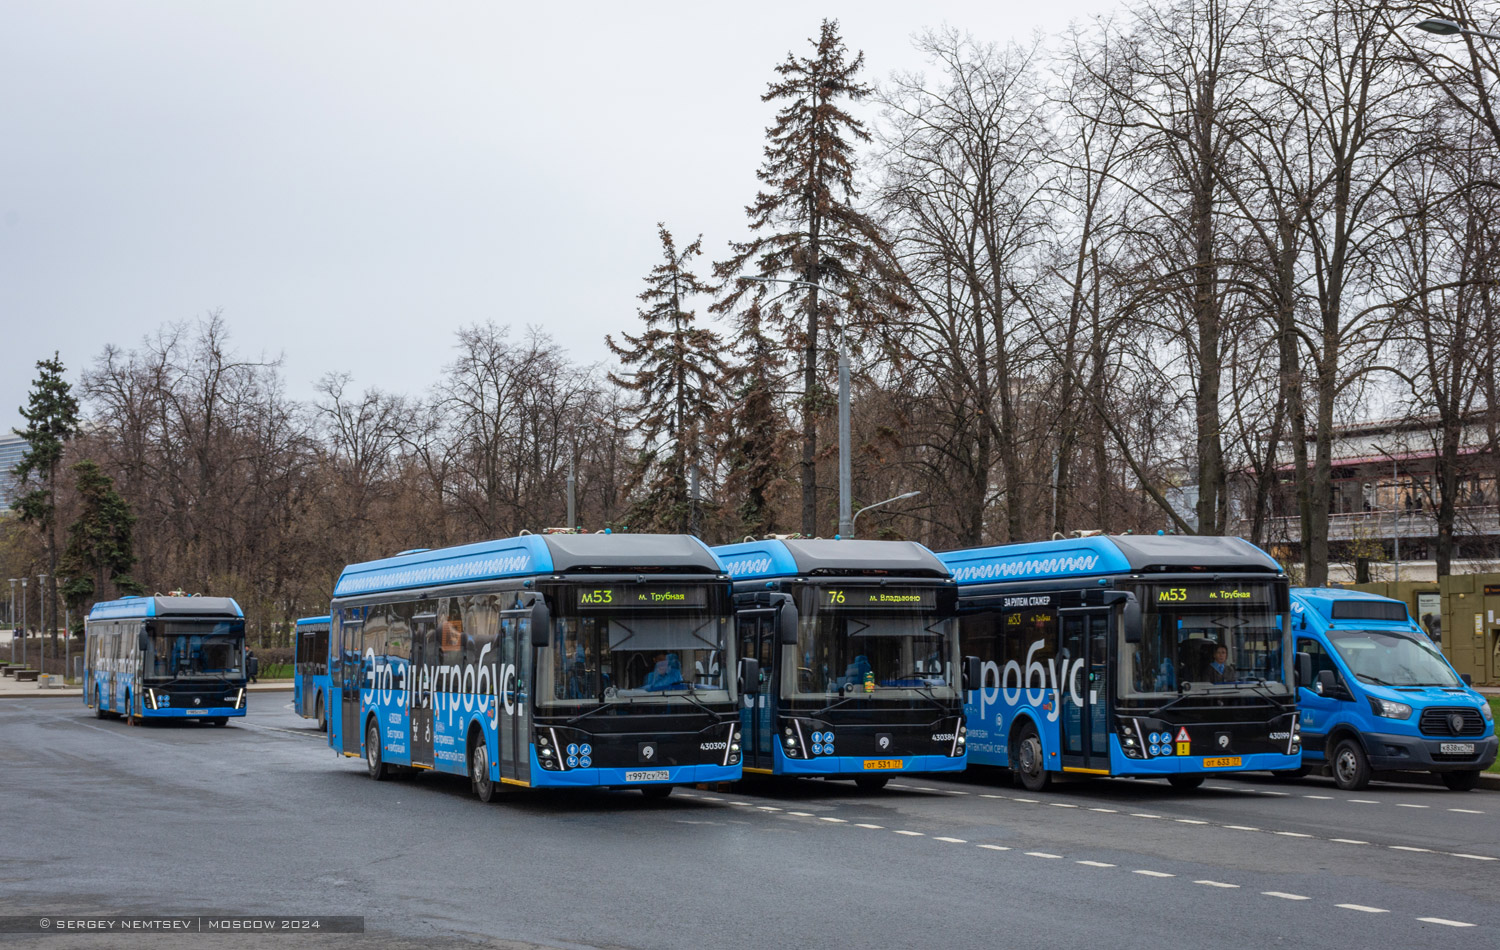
(640, 785, 673, 800)
(470, 736, 497, 803)
(315, 694, 327, 733)
(1012, 722, 1050, 792)
(1330, 738, 1371, 790)
(366, 718, 390, 781)
(855, 775, 889, 791)
(206, 717, 227, 727)
(1271, 766, 1309, 780)
(1440, 770, 1481, 791)
(94, 688, 105, 719)
(123, 693, 136, 726)
(1167, 774, 1205, 791)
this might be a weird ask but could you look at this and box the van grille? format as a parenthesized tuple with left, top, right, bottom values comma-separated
(1418, 707, 1485, 738)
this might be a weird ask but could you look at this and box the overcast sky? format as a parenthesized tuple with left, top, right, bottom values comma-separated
(1, 0, 1122, 432)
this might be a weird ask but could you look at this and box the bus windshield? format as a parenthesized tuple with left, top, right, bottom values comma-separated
(1121, 581, 1289, 701)
(146, 620, 246, 679)
(540, 584, 733, 707)
(796, 586, 957, 698)
(1327, 629, 1462, 688)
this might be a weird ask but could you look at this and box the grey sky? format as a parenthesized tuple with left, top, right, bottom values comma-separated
(1, 0, 1119, 431)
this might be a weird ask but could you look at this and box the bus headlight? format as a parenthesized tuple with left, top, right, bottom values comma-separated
(1117, 720, 1144, 759)
(145, 689, 158, 710)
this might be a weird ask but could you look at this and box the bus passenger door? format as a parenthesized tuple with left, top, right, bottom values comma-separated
(497, 599, 535, 785)
(409, 613, 436, 769)
(340, 618, 364, 756)
(737, 612, 777, 772)
(1058, 607, 1109, 772)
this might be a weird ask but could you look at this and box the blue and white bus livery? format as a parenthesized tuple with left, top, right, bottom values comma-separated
(83, 595, 248, 726)
(328, 533, 746, 800)
(938, 535, 1303, 791)
(1291, 588, 1496, 790)
(711, 539, 976, 790)
(294, 615, 332, 730)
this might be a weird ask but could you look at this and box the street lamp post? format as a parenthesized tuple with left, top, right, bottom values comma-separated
(1416, 17, 1500, 41)
(851, 491, 922, 539)
(7, 579, 15, 665)
(37, 573, 47, 670)
(19, 577, 27, 667)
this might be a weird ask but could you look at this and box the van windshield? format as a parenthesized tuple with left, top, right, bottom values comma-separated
(1327, 629, 1462, 688)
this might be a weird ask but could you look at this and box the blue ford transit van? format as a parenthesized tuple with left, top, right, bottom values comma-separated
(1290, 588, 1496, 790)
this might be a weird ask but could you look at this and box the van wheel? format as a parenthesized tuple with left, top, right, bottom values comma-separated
(855, 776, 889, 791)
(1440, 770, 1481, 791)
(470, 738, 497, 802)
(365, 718, 389, 781)
(1330, 738, 1371, 790)
(1168, 774, 1205, 791)
(1012, 723, 1050, 792)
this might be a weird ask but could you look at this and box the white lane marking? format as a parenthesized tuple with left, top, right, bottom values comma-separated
(855, 823, 884, 829)
(1448, 853, 1497, 861)
(1050, 803, 1079, 808)
(947, 790, 970, 795)
(978, 844, 1011, 851)
(1013, 798, 1039, 803)
(1303, 795, 1334, 800)
(889, 783, 916, 789)
(912, 786, 939, 792)
(1077, 860, 1115, 867)
(1259, 791, 1290, 796)
(758, 806, 782, 811)
(1089, 807, 1118, 813)
(1131, 813, 1162, 819)
(1390, 846, 1432, 853)
(1336, 904, 1388, 914)
(1330, 839, 1368, 845)
(1263, 892, 1311, 901)
(1025, 851, 1062, 859)
(1395, 803, 1428, 809)
(980, 794, 1007, 799)
(1206, 785, 1234, 790)
(894, 830, 923, 836)
(727, 801, 752, 806)
(1195, 880, 1239, 888)
(1134, 870, 1174, 878)
(935, 836, 967, 843)
(1448, 808, 1483, 814)
(699, 796, 723, 802)
(787, 811, 814, 817)
(1175, 819, 1208, 825)
(1349, 799, 1379, 804)
(1417, 917, 1476, 928)
(1273, 832, 1313, 838)
(1225, 825, 1260, 831)
(818, 816, 847, 823)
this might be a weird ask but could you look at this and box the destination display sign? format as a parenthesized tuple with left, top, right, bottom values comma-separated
(1151, 583, 1272, 606)
(820, 587, 936, 609)
(576, 586, 707, 609)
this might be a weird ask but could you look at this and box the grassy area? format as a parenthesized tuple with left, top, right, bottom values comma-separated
(258, 663, 293, 679)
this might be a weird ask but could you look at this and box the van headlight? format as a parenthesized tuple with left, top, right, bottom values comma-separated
(1368, 697, 1412, 719)
(1481, 703, 1493, 723)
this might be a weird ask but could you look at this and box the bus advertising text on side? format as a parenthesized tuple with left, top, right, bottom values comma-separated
(713, 538, 975, 790)
(83, 596, 248, 725)
(939, 535, 1302, 791)
(327, 533, 747, 800)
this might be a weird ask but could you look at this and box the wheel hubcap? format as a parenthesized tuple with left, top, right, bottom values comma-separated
(1337, 751, 1355, 782)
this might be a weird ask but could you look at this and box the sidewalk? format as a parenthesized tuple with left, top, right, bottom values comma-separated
(0, 677, 293, 699)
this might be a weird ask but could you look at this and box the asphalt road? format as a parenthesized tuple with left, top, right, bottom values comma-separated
(1, 695, 1496, 949)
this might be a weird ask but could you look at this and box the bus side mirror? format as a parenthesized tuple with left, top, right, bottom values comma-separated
(1295, 652, 1312, 688)
(1315, 669, 1336, 697)
(1123, 600, 1142, 644)
(778, 602, 799, 646)
(137, 630, 150, 652)
(530, 599, 551, 648)
(961, 655, 981, 692)
(738, 657, 760, 694)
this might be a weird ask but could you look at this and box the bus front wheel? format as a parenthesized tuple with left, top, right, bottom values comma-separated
(640, 785, 674, 800)
(1440, 770, 1481, 791)
(1331, 738, 1371, 790)
(470, 739, 497, 803)
(855, 776, 889, 791)
(1012, 723, 1050, 792)
(1167, 774, 1205, 791)
(366, 719, 390, 781)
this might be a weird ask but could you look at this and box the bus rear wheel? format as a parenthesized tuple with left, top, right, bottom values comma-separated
(640, 785, 674, 800)
(1012, 723, 1050, 792)
(94, 688, 104, 719)
(1440, 770, 1481, 791)
(315, 694, 327, 733)
(1330, 738, 1371, 790)
(470, 738, 497, 803)
(366, 718, 390, 781)
(1167, 774, 1205, 791)
(855, 776, 889, 791)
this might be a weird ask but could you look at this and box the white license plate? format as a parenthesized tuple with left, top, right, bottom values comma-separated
(185, 710, 207, 716)
(1440, 743, 1476, 755)
(624, 770, 670, 782)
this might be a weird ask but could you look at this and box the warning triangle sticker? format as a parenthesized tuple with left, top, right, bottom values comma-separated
(1175, 727, 1190, 742)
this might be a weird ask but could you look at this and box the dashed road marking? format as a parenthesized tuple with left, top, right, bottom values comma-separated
(818, 816, 847, 823)
(1448, 853, 1496, 861)
(1175, 819, 1208, 825)
(1195, 880, 1238, 888)
(980, 794, 1006, 799)
(1303, 795, 1334, 800)
(1025, 851, 1062, 859)
(935, 836, 966, 843)
(978, 844, 1010, 852)
(855, 823, 883, 829)
(1389, 846, 1431, 853)
(1130, 813, 1162, 819)
(894, 830, 923, 836)
(1330, 839, 1368, 845)
(1077, 860, 1115, 867)
(1395, 804, 1428, 809)
(1050, 802, 1079, 808)
(758, 806, 781, 811)
(1348, 799, 1378, 804)
(1089, 807, 1118, 813)
(1418, 917, 1476, 928)
(787, 811, 814, 817)
(1448, 808, 1483, 814)
(1273, 831, 1313, 838)
(1262, 892, 1311, 901)
(1134, 870, 1174, 878)
(1013, 798, 1039, 803)
(1335, 904, 1388, 914)
(1225, 825, 1260, 832)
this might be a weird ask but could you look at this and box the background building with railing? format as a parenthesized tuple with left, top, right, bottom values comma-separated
(0, 433, 27, 512)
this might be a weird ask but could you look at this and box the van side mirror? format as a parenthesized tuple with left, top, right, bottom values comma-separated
(1316, 669, 1337, 697)
(961, 655, 982, 692)
(529, 598, 551, 648)
(738, 657, 760, 695)
(1296, 651, 1313, 689)
(1461, 673, 1473, 686)
(778, 601, 799, 646)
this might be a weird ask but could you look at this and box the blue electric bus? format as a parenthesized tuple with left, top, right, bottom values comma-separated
(328, 533, 748, 800)
(711, 539, 975, 790)
(294, 615, 332, 730)
(83, 595, 248, 725)
(938, 536, 1303, 791)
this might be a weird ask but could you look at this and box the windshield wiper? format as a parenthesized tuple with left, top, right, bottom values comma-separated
(812, 694, 863, 718)
(648, 686, 720, 718)
(1354, 673, 1392, 686)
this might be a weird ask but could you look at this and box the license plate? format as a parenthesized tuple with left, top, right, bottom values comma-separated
(1202, 756, 1241, 768)
(863, 759, 903, 770)
(185, 710, 207, 716)
(624, 770, 670, 782)
(1440, 743, 1476, 755)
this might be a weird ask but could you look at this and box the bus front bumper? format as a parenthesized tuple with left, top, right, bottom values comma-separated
(527, 748, 741, 787)
(771, 744, 964, 776)
(1108, 735, 1299, 775)
(140, 706, 246, 719)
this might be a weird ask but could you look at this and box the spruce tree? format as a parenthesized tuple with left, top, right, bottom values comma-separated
(716, 300, 793, 538)
(59, 460, 144, 626)
(607, 225, 726, 533)
(714, 19, 898, 535)
(12, 353, 79, 658)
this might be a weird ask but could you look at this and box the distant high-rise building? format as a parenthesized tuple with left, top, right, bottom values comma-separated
(0, 434, 27, 511)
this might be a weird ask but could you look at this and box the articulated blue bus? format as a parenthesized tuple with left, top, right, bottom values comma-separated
(294, 615, 332, 730)
(938, 536, 1302, 791)
(712, 539, 974, 790)
(328, 533, 747, 800)
(83, 595, 248, 725)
